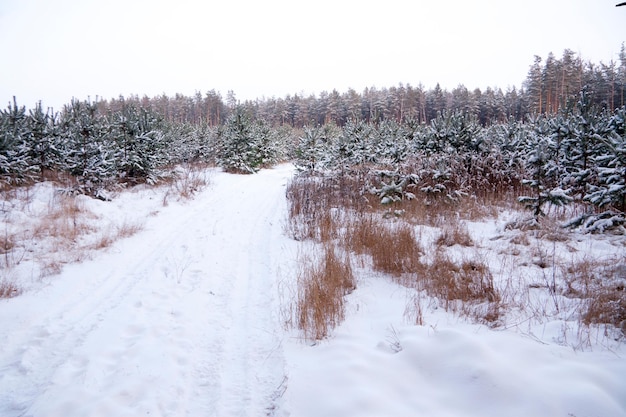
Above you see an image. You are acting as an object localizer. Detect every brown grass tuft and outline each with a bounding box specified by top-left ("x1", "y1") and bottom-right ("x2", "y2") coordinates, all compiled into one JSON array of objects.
[
  {"x1": 423, "y1": 251, "x2": 500, "y2": 319},
  {"x1": 582, "y1": 289, "x2": 626, "y2": 331},
  {"x1": 39, "y1": 259, "x2": 63, "y2": 278},
  {"x1": 296, "y1": 244, "x2": 355, "y2": 340},
  {"x1": 562, "y1": 258, "x2": 626, "y2": 333},
  {"x1": 89, "y1": 221, "x2": 144, "y2": 251},
  {"x1": 117, "y1": 221, "x2": 143, "y2": 238},
  {"x1": 509, "y1": 232, "x2": 530, "y2": 246},
  {"x1": 435, "y1": 221, "x2": 474, "y2": 247},
  {"x1": 285, "y1": 173, "x2": 373, "y2": 242},
  {"x1": 0, "y1": 280, "x2": 20, "y2": 298},
  {"x1": 343, "y1": 214, "x2": 423, "y2": 278},
  {"x1": 404, "y1": 292, "x2": 425, "y2": 325},
  {"x1": 369, "y1": 222, "x2": 423, "y2": 277},
  {"x1": 1, "y1": 233, "x2": 15, "y2": 255},
  {"x1": 343, "y1": 214, "x2": 379, "y2": 255},
  {"x1": 33, "y1": 194, "x2": 97, "y2": 244},
  {"x1": 163, "y1": 163, "x2": 210, "y2": 204}
]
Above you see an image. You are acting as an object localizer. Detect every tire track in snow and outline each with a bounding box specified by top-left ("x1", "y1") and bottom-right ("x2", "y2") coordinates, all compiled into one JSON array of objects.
[
  {"x1": 0, "y1": 165, "x2": 292, "y2": 417},
  {"x1": 0, "y1": 216, "x2": 200, "y2": 415},
  {"x1": 212, "y1": 168, "x2": 289, "y2": 416}
]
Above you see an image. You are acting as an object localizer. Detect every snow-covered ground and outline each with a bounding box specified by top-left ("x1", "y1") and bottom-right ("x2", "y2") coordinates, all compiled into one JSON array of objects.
[{"x1": 1, "y1": 164, "x2": 625, "y2": 417}]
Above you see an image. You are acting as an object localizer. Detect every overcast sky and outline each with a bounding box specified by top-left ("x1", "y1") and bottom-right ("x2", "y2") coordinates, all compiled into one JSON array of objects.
[{"x1": 0, "y1": 0, "x2": 625, "y2": 110}]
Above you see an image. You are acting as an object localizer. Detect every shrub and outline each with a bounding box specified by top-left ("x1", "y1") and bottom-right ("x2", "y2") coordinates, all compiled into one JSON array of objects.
[{"x1": 296, "y1": 244, "x2": 355, "y2": 340}]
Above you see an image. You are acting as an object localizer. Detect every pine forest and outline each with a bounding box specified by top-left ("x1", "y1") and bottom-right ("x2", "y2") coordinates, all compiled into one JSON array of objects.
[{"x1": 2, "y1": 48, "x2": 626, "y2": 233}]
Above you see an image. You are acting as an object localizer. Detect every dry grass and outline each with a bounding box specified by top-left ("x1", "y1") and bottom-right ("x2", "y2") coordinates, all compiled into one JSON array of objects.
[
  {"x1": 343, "y1": 214, "x2": 379, "y2": 255},
  {"x1": 404, "y1": 292, "x2": 425, "y2": 325},
  {"x1": 435, "y1": 221, "x2": 474, "y2": 247},
  {"x1": 286, "y1": 171, "x2": 506, "y2": 334},
  {"x1": 0, "y1": 278, "x2": 20, "y2": 298},
  {"x1": 1, "y1": 233, "x2": 15, "y2": 255},
  {"x1": 1, "y1": 231, "x2": 23, "y2": 274},
  {"x1": 583, "y1": 288, "x2": 626, "y2": 331},
  {"x1": 1, "y1": 163, "x2": 205, "y2": 295},
  {"x1": 33, "y1": 194, "x2": 97, "y2": 245},
  {"x1": 344, "y1": 214, "x2": 423, "y2": 278},
  {"x1": 285, "y1": 173, "x2": 374, "y2": 242},
  {"x1": 287, "y1": 168, "x2": 625, "y2": 339},
  {"x1": 561, "y1": 258, "x2": 626, "y2": 332},
  {"x1": 392, "y1": 193, "x2": 505, "y2": 226},
  {"x1": 296, "y1": 243, "x2": 355, "y2": 340},
  {"x1": 509, "y1": 232, "x2": 531, "y2": 246},
  {"x1": 369, "y1": 222, "x2": 423, "y2": 277},
  {"x1": 36, "y1": 195, "x2": 143, "y2": 253},
  {"x1": 2, "y1": 188, "x2": 147, "y2": 283},
  {"x1": 425, "y1": 251, "x2": 499, "y2": 304},
  {"x1": 89, "y1": 221, "x2": 144, "y2": 251},
  {"x1": 39, "y1": 259, "x2": 63, "y2": 278},
  {"x1": 117, "y1": 221, "x2": 143, "y2": 238},
  {"x1": 419, "y1": 251, "x2": 503, "y2": 325},
  {"x1": 162, "y1": 163, "x2": 210, "y2": 205}
]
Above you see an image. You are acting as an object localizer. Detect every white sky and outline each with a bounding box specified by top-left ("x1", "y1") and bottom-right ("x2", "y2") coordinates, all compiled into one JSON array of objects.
[{"x1": 0, "y1": 0, "x2": 625, "y2": 110}]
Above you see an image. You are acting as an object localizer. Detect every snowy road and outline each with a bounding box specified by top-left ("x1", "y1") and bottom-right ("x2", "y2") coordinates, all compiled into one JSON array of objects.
[{"x1": 0, "y1": 165, "x2": 293, "y2": 417}]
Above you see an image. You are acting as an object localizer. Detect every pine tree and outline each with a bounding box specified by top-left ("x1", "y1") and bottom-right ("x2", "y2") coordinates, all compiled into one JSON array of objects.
[
  {"x1": 0, "y1": 97, "x2": 35, "y2": 185},
  {"x1": 111, "y1": 103, "x2": 168, "y2": 184},
  {"x1": 334, "y1": 119, "x2": 374, "y2": 167},
  {"x1": 525, "y1": 55, "x2": 544, "y2": 114},
  {"x1": 216, "y1": 109, "x2": 277, "y2": 174},
  {"x1": 251, "y1": 119, "x2": 279, "y2": 169},
  {"x1": 585, "y1": 106, "x2": 626, "y2": 212},
  {"x1": 376, "y1": 119, "x2": 408, "y2": 164},
  {"x1": 519, "y1": 118, "x2": 572, "y2": 219},
  {"x1": 294, "y1": 125, "x2": 331, "y2": 172},
  {"x1": 560, "y1": 89, "x2": 605, "y2": 202},
  {"x1": 61, "y1": 99, "x2": 116, "y2": 196},
  {"x1": 25, "y1": 102, "x2": 62, "y2": 180}
]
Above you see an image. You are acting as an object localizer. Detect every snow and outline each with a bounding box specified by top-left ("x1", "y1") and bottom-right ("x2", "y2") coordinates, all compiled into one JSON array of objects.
[
  {"x1": 1, "y1": 164, "x2": 625, "y2": 417},
  {"x1": 287, "y1": 281, "x2": 626, "y2": 417}
]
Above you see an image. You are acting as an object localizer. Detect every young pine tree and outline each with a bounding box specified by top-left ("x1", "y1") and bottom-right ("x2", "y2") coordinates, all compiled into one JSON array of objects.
[
  {"x1": 585, "y1": 106, "x2": 626, "y2": 212},
  {"x1": 216, "y1": 109, "x2": 276, "y2": 174},
  {"x1": 25, "y1": 102, "x2": 62, "y2": 180},
  {"x1": 519, "y1": 121, "x2": 572, "y2": 219},
  {"x1": 0, "y1": 97, "x2": 36, "y2": 186}
]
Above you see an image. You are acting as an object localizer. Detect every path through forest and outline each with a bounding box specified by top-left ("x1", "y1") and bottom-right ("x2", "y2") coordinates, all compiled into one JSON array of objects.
[{"x1": 0, "y1": 165, "x2": 294, "y2": 417}]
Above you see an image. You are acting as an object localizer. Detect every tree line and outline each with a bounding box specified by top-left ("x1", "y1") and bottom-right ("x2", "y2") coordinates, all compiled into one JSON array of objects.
[
  {"x1": 86, "y1": 47, "x2": 626, "y2": 128},
  {"x1": 1, "y1": 49, "x2": 625, "y2": 232}
]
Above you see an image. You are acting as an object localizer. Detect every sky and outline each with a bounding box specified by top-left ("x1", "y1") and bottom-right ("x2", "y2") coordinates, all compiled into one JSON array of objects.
[{"x1": 0, "y1": 0, "x2": 625, "y2": 110}]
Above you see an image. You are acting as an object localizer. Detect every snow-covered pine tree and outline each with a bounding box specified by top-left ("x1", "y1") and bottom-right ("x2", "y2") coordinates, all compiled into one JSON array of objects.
[
  {"x1": 0, "y1": 97, "x2": 36, "y2": 186},
  {"x1": 376, "y1": 119, "x2": 408, "y2": 164},
  {"x1": 559, "y1": 89, "x2": 605, "y2": 202},
  {"x1": 216, "y1": 109, "x2": 273, "y2": 174},
  {"x1": 333, "y1": 119, "x2": 373, "y2": 167},
  {"x1": 111, "y1": 103, "x2": 168, "y2": 184},
  {"x1": 192, "y1": 123, "x2": 220, "y2": 164},
  {"x1": 519, "y1": 118, "x2": 573, "y2": 219},
  {"x1": 164, "y1": 122, "x2": 218, "y2": 166},
  {"x1": 60, "y1": 99, "x2": 116, "y2": 196},
  {"x1": 401, "y1": 115, "x2": 426, "y2": 156},
  {"x1": 370, "y1": 169, "x2": 419, "y2": 204},
  {"x1": 251, "y1": 119, "x2": 279, "y2": 169},
  {"x1": 584, "y1": 106, "x2": 626, "y2": 212},
  {"x1": 294, "y1": 125, "x2": 325, "y2": 172},
  {"x1": 425, "y1": 110, "x2": 482, "y2": 155},
  {"x1": 481, "y1": 118, "x2": 528, "y2": 194},
  {"x1": 25, "y1": 102, "x2": 62, "y2": 180}
]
